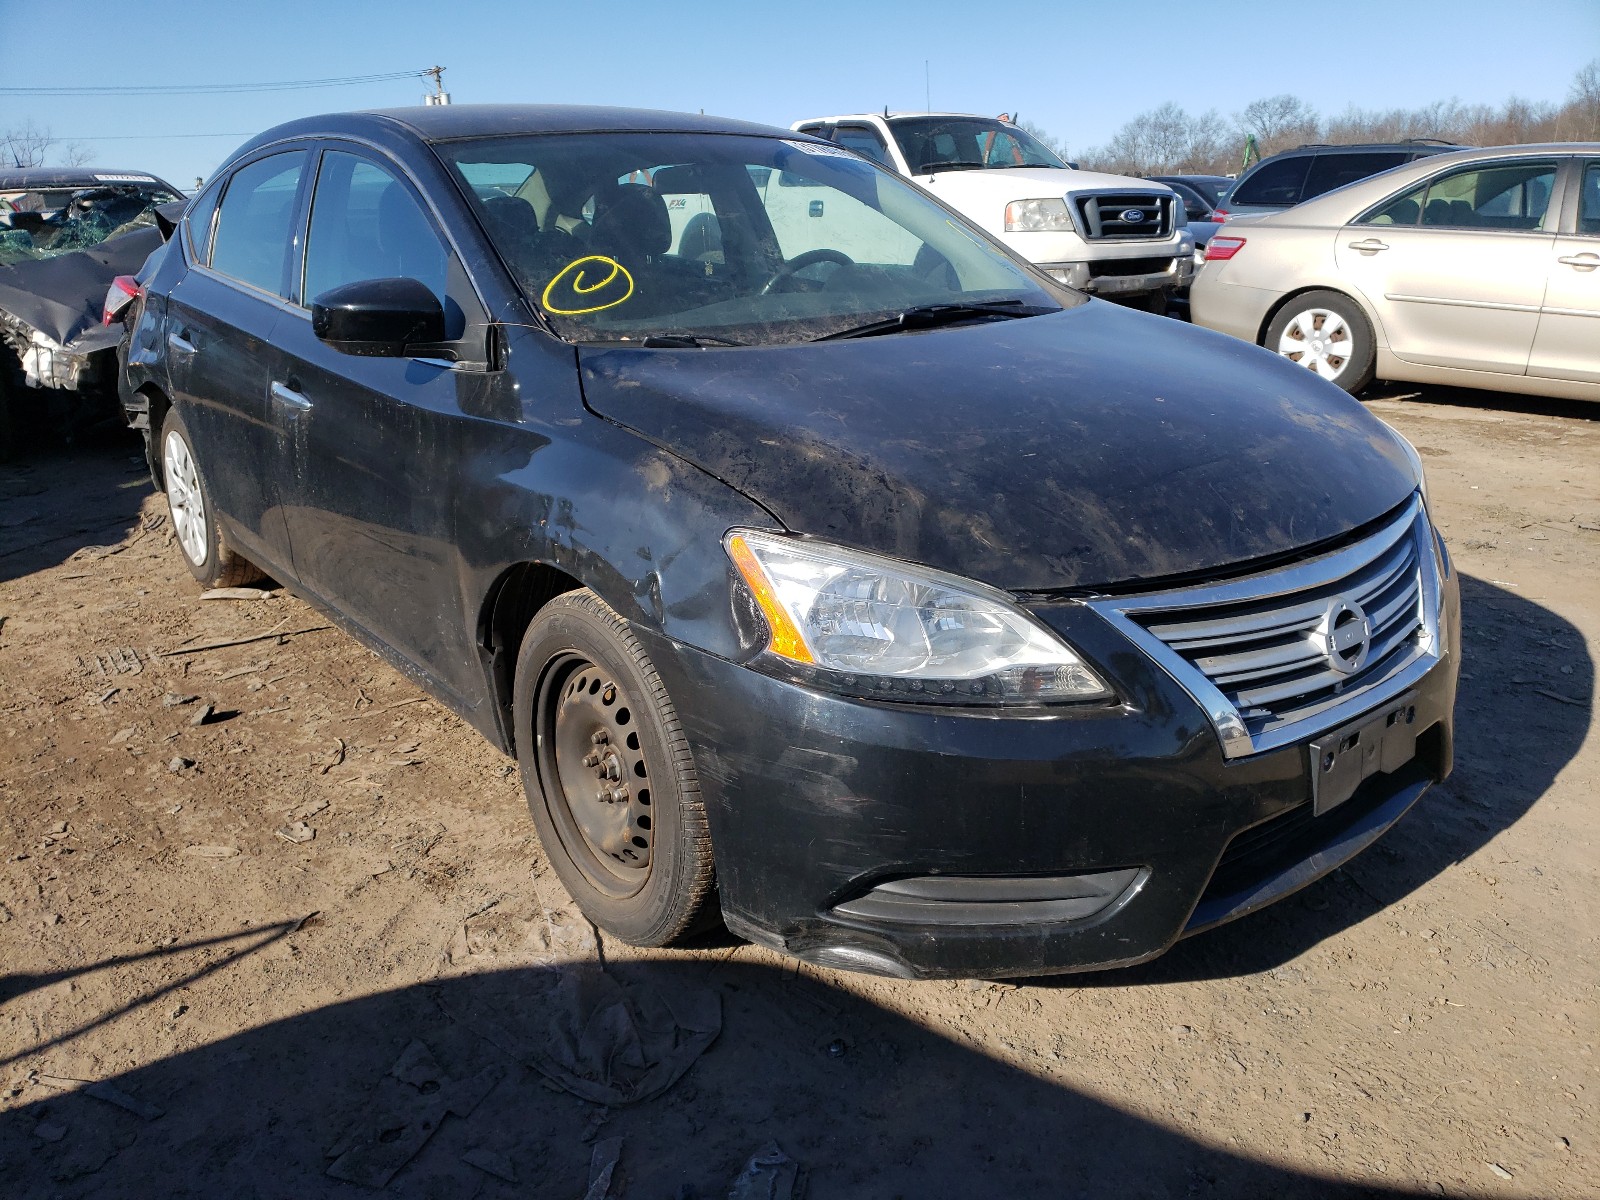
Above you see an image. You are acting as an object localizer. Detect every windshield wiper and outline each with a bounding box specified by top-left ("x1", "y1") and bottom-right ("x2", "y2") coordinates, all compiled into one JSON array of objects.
[
  {"x1": 638, "y1": 333, "x2": 747, "y2": 348},
  {"x1": 814, "y1": 300, "x2": 1047, "y2": 342}
]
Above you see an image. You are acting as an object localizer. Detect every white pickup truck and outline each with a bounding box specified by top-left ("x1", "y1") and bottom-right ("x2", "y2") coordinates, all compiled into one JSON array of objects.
[{"x1": 789, "y1": 112, "x2": 1193, "y2": 308}]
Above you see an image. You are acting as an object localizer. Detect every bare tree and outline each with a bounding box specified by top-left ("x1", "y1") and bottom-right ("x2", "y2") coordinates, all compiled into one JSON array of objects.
[
  {"x1": 1016, "y1": 119, "x2": 1070, "y2": 162},
  {"x1": 0, "y1": 121, "x2": 93, "y2": 170},
  {"x1": 1079, "y1": 104, "x2": 1233, "y2": 176},
  {"x1": 1564, "y1": 58, "x2": 1600, "y2": 140},
  {"x1": 1235, "y1": 95, "x2": 1321, "y2": 155}
]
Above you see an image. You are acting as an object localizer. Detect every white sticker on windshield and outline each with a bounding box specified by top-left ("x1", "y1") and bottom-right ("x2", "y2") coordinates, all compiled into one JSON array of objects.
[
  {"x1": 93, "y1": 173, "x2": 156, "y2": 183},
  {"x1": 780, "y1": 139, "x2": 861, "y2": 161}
]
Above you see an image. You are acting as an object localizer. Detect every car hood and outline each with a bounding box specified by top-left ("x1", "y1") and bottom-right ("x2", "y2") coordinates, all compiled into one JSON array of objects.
[
  {"x1": 577, "y1": 302, "x2": 1418, "y2": 592},
  {"x1": 916, "y1": 166, "x2": 1172, "y2": 197},
  {"x1": 0, "y1": 224, "x2": 163, "y2": 352}
]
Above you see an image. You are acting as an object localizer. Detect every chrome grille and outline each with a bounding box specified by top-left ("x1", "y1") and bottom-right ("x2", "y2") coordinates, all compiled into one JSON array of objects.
[
  {"x1": 1086, "y1": 499, "x2": 1442, "y2": 760},
  {"x1": 1071, "y1": 191, "x2": 1175, "y2": 240}
]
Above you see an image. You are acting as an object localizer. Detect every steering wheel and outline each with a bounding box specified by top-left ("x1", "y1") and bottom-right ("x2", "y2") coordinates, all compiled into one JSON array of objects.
[{"x1": 760, "y1": 248, "x2": 855, "y2": 295}]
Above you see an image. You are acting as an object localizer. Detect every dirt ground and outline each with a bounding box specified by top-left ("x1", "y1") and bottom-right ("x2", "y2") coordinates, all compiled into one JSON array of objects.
[{"x1": 0, "y1": 382, "x2": 1595, "y2": 1199}]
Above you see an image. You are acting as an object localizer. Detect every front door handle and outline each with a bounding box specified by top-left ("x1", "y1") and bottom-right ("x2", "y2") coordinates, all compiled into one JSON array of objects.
[
  {"x1": 1347, "y1": 238, "x2": 1389, "y2": 254},
  {"x1": 270, "y1": 381, "x2": 312, "y2": 411},
  {"x1": 167, "y1": 331, "x2": 197, "y2": 355},
  {"x1": 1557, "y1": 252, "x2": 1600, "y2": 270}
]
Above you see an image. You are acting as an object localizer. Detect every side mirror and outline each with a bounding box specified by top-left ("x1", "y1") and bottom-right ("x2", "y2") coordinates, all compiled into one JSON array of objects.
[
  {"x1": 311, "y1": 277, "x2": 445, "y2": 357},
  {"x1": 1186, "y1": 203, "x2": 1210, "y2": 221}
]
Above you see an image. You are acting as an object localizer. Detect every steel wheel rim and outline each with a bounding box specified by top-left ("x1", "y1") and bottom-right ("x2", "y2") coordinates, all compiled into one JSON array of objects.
[
  {"x1": 536, "y1": 653, "x2": 654, "y2": 898},
  {"x1": 1277, "y1": 307, "x2": 1352, "y2": 382},
  {"x1": 163, "y1": 430, "x2": 208, "y2": 565}
]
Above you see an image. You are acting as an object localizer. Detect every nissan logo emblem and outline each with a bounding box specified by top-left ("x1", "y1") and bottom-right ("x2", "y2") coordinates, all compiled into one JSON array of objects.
[
  {"x1": 1119, "y1": 208, "x2": 1147, "y2": 223},
  {"x1": 1315, "y1": 597, "x2": 1373, "y2": 675}
]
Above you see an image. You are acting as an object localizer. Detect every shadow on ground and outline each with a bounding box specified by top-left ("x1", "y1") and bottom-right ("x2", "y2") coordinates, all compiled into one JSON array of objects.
[
  {"x1": 1061, "y1": 573, "x2": 1592, "y2": 987},
  {"x1": 2, "y1": 951, "x2": 1435, "y2": 1200},
  {"x1": 1363, "y1": 380, "x2": 1600, "y2": 425},
  {"x1": 0, "y1": 428, "x2": 149, "y2": 585}
]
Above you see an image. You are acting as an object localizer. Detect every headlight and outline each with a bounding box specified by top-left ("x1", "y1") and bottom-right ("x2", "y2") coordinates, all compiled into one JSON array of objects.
[
  {"x1": 1004, "y1": 198, "x2": 1074, "y2": 233},
  {"x1": 1380, "y1": 420, "x2": 1430, "y2": 512},
  {"x1": 725, "y1": 530, "x2": 1111, "y2": 704}
]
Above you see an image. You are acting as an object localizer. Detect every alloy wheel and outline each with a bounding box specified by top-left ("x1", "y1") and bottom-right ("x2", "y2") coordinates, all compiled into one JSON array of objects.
[{"x1": 163, "y1": 430, "x2": 208, "y2": 565}]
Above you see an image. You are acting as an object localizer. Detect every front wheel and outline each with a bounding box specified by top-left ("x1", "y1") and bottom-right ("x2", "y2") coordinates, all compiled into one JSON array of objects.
[
  {"x1": 160, "y1": 409, "x2": 264, "y2": 588},
  {"x1": 513, "y1": 590, "x2": 716, "y2": 945},
  {"x1": 1264, "y1": 290, "x2": 1375, "y2": 393}
]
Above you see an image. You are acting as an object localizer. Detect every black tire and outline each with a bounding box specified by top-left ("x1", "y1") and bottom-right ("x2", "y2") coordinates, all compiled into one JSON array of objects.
[
  {"x1": 159, "y1": 408, "x2": 264, "y2": 588},
  {"x1": 1263, "y1": 290, "x2": 1375, "y2": 394},
  {"x1": 513, "y1": 589, "x2": 716, "y2": 945}
]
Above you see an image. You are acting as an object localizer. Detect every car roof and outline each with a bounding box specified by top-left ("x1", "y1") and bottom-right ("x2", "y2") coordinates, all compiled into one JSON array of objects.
[
  {"x1": 235, "y1": 104, "x2": 796, "y2": 152},
  {"x1": 0, "y1": 167, "x2": 178, "y2": 190},
  {"x1": 1259, "y1": 141, "x2": 1600, "y2": 223}
]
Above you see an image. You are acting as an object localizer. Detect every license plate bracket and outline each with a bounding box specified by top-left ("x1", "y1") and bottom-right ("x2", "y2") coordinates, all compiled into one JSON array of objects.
[{"x1": 1309, "y1": 692, "x2": 1420, "y2": 816}]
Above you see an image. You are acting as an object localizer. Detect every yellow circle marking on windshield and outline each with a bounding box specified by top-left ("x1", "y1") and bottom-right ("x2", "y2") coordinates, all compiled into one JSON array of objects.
[{"x1": 542, "y1": 255, "x2": 635, "y2": 315}]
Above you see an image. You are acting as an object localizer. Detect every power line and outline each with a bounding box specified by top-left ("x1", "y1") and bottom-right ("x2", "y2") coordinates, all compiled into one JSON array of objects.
[
  {"x1": 54, "y1": 133, "x2": 257, "y2": 141},
  {"x1": 0, "y1": 70, "x2": 431, "y2": 97}
]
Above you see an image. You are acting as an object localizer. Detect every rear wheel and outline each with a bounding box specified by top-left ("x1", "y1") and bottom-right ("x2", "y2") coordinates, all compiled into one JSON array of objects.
[
  {"x1": 1264, "y1": 290, "x2": 1375, "y2": 393},
  {"x1": 513, "y1": 590, "x2": 716, "y2": 945},
  {"x1": 160, "y1": 409, "x2": 263, "y2": 588}
]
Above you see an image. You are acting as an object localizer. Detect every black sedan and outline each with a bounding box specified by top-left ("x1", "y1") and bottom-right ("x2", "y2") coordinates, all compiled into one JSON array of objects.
[{"x1": 123, "y1": 106, "x2": 1460, "y2": 979}]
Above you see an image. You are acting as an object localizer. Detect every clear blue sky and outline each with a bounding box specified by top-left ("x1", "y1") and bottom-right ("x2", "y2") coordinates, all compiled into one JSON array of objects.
[{"x1": 3, "y1": 0, "x2": 1596, "y2": 189}]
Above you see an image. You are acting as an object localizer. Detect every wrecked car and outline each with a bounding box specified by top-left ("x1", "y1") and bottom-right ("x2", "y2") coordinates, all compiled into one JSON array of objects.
[
  {"x1": 125, "y1": 106, "x2": 1460, "y2": 980},
  {"x1": 0, "y1": 168, "x2": 182, "y2": 450}
]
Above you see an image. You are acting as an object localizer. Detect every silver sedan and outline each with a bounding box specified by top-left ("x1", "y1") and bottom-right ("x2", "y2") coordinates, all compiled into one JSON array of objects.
[{"x1": 1191, "y1": 143, "x2": 1600, "y2": 401}]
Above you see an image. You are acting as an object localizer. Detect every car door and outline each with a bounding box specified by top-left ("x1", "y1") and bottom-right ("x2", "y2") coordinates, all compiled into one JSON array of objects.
[
  {"x1": 1335, "y1": 157, "x2": 1559, "y2": 375},
  {"x1": 1528, "y1": 158, "x2": 1600, "y2": 385},
  {"x1": 164, "y1": 148, "x2": 310, "y2": 574},
  {"x1": 267, "y1": 146, "x2": 493, "y2": 703}
]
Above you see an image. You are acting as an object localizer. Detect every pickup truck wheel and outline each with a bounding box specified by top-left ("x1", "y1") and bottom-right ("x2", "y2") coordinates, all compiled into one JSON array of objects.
[
  {"x1": 1264, "y1": 291, "x2": 1375, "y2": 393},
  {"x1": 513, "y1": 590, "x2": 716, "y2": 946},
  {"x1": 160, "y1": 410, "x2": 264, "y2": 588}
]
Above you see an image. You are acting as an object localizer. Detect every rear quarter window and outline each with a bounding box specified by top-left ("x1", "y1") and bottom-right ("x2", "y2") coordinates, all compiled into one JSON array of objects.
[{"x1": 1230, "y1": 156, "x2": 1313, "y2": 207}]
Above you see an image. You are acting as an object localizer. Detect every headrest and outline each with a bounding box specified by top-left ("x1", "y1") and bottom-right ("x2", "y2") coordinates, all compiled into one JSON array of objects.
[{"x1": 591, "y1": 183, "x2": 671, "y2": 259}]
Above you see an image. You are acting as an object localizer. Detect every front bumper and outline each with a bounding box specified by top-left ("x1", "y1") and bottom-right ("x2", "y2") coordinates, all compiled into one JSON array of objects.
[
  {"x1": 640, "y1": 563, "x2": 1459, "y2": 980},
  {"x1": 1043, "y1": 253, "x2": 1194, "y2": 297}
]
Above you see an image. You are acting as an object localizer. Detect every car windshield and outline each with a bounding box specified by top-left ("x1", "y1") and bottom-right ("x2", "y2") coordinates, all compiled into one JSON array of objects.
[
  {"x1": 0, "y1": 184, "x2": 180, "y2": 263},
  {"x1": 437, "y1": 132, "x2": 1068, "y2": 346},
  {"x1": 885, "y1": 117, "x2": 1069, "y2": 174}
]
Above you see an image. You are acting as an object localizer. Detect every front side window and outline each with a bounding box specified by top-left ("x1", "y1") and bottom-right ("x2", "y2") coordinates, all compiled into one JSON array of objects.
[
  {"x1": 439, "y1": 132, "x2": 1067, "y2": 347},
  {"x1": 886, "y1": 118, "x2": 1067, "y2": 174},
  {"x1": 1229, "y1": 156, "x2": 1313, "y2": 207},
  {"x1": 1364, "y1": 160, "x2": 1557, "y2": 231},
  {"x1": 210, "y1": 151, "x2": 307, "y2": 296},
  {"x1": 303, "y1": 151, "x2": 449, "y2": 309}
]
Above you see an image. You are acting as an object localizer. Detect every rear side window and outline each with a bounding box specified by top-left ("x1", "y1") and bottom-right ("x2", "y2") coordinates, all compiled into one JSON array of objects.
[
  {"x1": 833, "y1": 127, "x2": 892, "y2": 168},
  {"x1": 210, "y1": 151, "x2": 307, "y2": 296},
  {"x1": 303, "y1": 151, "x2": 448, "y2": 309},
  {"x1": 1303, "y1": 152, "x2": 1408, "y2": 201},
  {"x1": 1229, "y1": 156, "x2": 1312, "y2": 207}
]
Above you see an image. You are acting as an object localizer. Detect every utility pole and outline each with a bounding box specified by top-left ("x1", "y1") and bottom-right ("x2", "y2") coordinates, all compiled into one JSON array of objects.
[{"x1": 424, "y1": 66, "x2": 450, "y2": 106}]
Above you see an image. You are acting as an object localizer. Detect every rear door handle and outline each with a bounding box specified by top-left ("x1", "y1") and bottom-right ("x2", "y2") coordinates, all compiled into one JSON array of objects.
[
  {"x1": 1347, "y1": 238, "x2": 1389, "y2": 254},
  {"x1": 1557, "y1": 253, "x2": 1600, "y2": 270},
  {"x1": 270, "y1": 381, "x2": 312, "y2": 411},
  {"x1": 167, "y1": 331, "x2": 197, "y2": 355}
]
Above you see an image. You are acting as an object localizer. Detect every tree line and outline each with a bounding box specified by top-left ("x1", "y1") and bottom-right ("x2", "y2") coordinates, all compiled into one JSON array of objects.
[{"x1": 1040, "y1": 59, "x2": 1600, "y2": 177}]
